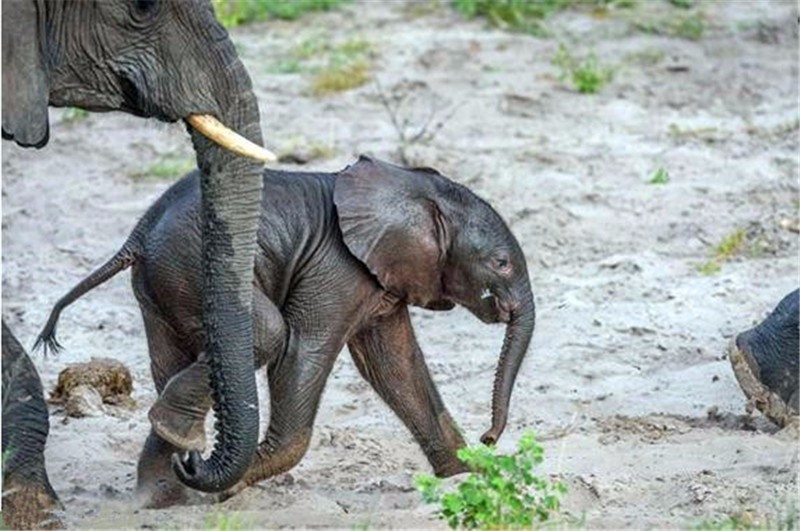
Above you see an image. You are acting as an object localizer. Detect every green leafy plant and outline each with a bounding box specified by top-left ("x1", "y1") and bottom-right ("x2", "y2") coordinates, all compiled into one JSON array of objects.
[
  {"x1": 204, "y1": 511, "x2": 250, "y2": 531},
  {"x1": 633, "y1": 12, "x2": 705, "y2": 40},
  {"x1": 649, "y1": 167, "x2": 670, "y2": 184},
  {"x1": 212, "y1": 0, "x2": 349, "y2": 28},
  {"x1": 552, "y1": 44, "x2": 613, "y2": 94},
  {"x1": 692, "y1": 504, "x2": 799, "y2": 530},
  {"x1": 61, "y1": 107, "x2": 90, "y2": 124},
  {"x1": 695, "y1": 228, "x2": 747, "y2": 276},
  {"x1": 452, "y1": 0, "x2": 636, "y2": 35},
  {"x1": 267, "y1": 35, "x2": 374, "y2": 93},
  {"x1": 416, "y1": 432, "x2": 567, "y2": 529},
  {"x1": 131, "y1": 155, "x2": 195, "y2": 181}
]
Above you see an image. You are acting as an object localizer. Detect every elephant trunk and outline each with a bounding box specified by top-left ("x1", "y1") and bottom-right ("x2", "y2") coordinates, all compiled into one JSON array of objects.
[
  {"x1": 171, "y1": 63, "x2": 264, "y2": 492},
  {"x1": 480, "y1": 288, "x2": 535, "y2": 446}
]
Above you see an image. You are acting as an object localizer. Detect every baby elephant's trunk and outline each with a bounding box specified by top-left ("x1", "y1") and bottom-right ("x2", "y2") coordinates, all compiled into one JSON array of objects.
[{"x1": 481, "y1": 288, "x2": 535, "y2": 446}]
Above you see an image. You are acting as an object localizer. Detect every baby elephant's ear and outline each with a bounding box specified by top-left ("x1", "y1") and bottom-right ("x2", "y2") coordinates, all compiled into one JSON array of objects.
[
  {"x1": 2, "y1": 0, "x2": 50, "y2": 148},
  {"x1": 334, "y1": 155, "x2": 450, "y2": 307}
]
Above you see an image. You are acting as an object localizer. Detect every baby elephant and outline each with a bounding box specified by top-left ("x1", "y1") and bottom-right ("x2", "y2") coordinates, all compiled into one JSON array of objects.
[{"x1": 38, "y1": 156, "x2": 536, "y2": 507}]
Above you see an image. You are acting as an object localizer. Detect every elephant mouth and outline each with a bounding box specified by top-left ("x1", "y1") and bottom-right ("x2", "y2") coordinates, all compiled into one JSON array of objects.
[
  {"x1": 495, "y1": 297, "x2": 518, "y2": 324},
  {"x1": 184, "y1": 115, "x2": 277, "y2": 163}
]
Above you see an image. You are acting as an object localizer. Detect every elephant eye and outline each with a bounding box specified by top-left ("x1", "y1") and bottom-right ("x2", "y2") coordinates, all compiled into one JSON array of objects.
[
  {"x1": 492, "y1": 255, "x2": 511, "y2": 273},
  {"x1": 133, "y1": 0, "x2": 159, "y2": 17}
]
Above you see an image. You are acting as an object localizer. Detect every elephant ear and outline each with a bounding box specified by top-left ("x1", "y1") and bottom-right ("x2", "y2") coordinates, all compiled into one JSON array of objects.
[
  {"x1": 334, "y1": 155, "x2": 454, "y2": 309},
  {"x1": 2, "y1": 0, "x2": 50, "y2": 148}
]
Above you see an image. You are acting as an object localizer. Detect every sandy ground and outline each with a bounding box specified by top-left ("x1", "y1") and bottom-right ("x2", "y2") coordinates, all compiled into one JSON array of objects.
[{"x1": 2, "y1": 1, "x2": 798, "y2": 528}]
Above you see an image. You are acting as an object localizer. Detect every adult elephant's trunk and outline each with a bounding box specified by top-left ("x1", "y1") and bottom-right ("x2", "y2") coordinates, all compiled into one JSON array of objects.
[
  {"x1": 171, "y1": 64, "x2": 265, "y2": 492},
  {"x1": 480, "y1": 288, "x2": 535, "y2": 446}
]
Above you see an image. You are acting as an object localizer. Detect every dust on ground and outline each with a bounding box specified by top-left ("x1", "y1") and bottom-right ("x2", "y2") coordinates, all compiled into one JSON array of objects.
[{"x1": 2, "y1": 1, "x2": 798, "y2": 528}]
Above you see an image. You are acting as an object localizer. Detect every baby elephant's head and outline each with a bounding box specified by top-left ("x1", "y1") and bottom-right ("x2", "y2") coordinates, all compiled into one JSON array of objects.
[{"x1": 334, "y1": 155, "x2": 534, "y2": 446}]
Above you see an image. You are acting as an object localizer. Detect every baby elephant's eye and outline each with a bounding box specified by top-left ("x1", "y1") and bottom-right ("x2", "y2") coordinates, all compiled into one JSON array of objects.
[{"x1": 492, "y1": 256, "x2": 511, "y2": 272}]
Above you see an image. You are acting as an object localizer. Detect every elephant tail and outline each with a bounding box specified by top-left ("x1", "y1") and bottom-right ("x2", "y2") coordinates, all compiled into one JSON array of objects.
[
  {"x1": 34, "y1": 245, "x2": 138, "y2": 356},
  {"x1": 33, "y1": 173, "x2": 200, "y2": 356}
]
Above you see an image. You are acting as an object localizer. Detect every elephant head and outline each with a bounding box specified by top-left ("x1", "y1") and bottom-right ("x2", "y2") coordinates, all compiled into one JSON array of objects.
[
  {"x1": 334, "y1": 156, "x2": 535, "y2": 446},
  {"x1": 2, "y1": 0, "x2": 276, "y2": 492}
]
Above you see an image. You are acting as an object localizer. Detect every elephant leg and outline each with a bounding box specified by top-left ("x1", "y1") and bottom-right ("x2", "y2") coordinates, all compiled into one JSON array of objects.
[
  {"x1": 222, "y1": 327, "x2": 337, "y2": 499},
  {"x1": 136, "y1": 309, "x2": 197, "y2": 509},
  {"x1": 149, "y1": 361, "x2": 212, "y2": 451},
  {"x1": 136, "y1": 430, "x2": 190, "y2": 509},
  {"x1": 2, "y1": 322, "x2": 64, "y2": 529},
  {"x1": 149, "y1": 289, "x2": 287, "y2": 450},
  {"x1": 347, "y1": 307, "x2": 468, "y2": 477}
]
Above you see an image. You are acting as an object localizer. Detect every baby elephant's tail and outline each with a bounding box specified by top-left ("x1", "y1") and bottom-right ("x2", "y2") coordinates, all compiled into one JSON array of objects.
[{"x1": 34, "y1": 247, "x2": 137, "y2": 355}]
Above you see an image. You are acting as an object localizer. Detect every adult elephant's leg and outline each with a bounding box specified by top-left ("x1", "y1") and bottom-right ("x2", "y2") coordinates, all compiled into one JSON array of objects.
[
  {"x1": 348, "y1": 307, "x2": 468, "y2": 477},
  {"x1": 1, "y1": 321, "x2": 63, "y2": 530}
]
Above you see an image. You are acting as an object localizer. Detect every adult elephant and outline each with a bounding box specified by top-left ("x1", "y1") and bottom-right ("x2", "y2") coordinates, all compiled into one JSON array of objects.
[{"x1": 2, "y1": 0, "x2": 276, "y2": 493}]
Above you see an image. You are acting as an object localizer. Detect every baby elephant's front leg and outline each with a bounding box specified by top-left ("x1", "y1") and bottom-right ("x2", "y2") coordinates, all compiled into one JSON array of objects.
[{"x1": 348, "y1": 307, "x2": 468, "y2": 477}]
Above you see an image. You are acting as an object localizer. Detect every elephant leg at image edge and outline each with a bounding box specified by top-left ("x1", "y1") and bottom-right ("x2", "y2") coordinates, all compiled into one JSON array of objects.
[
  {"x1": 2, "y1": 321, "x2": 64, "y2": 529},
  {"x1": 729, "y1": 289, "x2": 799, "y2": 427},
  {"x1": 348, "y1": 307, "x2": 468, "y2": 477}
]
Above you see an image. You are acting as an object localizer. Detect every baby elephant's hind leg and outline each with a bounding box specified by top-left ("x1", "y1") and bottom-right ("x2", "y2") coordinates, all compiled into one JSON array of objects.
[
  {"x1": 149, "y1": 361, "x2": 213, "y2": 451},
  {"x1": 136, "y1": 309, "x2": 206, "y2": 509}
]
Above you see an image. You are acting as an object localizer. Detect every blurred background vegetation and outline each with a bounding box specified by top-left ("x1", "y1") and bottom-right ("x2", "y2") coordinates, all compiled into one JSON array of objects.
[{"x1": 211, "y1": 0, "x2": 350, "y2": 27}]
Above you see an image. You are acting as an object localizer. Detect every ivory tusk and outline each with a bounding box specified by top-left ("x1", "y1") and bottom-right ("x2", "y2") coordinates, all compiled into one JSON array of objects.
[{"x1": 186, "y1": 114, "x2": 277, "y2": 163}]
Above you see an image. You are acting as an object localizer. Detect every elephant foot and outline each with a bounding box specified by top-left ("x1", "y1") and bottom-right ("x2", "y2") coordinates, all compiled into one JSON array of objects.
[
  {"x1": 216, "y1": 479, "x2": 248, "y2": 503},
  {"x1": 1, "y1": 477, "x2": 64, "y2": 530},
  {"x1": 136, "y1": 478, "x2": 190, "y2": 510},
  {"x1": 429, "y1": 446, "x2": 469, "y2": 478},
  {"x1": 148, "y1": 400, "x2": 207, "y2": 451},
  {"x1": 729, "y1": 290, "x2": 799, "y2": 427},
  {"x1": 433, "y1": 459, "x2": 470, "y2": 478}
]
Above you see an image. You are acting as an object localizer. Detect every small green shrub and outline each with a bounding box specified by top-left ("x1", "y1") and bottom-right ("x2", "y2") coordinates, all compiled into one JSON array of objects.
[
  {"x1": 633, "y1": 12, "x2": 705, "y2": 40},
  {"x1": 416, "y1": 432, "x2": 567, "y2": 529},
  {"x1": 649, "y1": 167, "x2": 670, "y2": 184},
  {"x1": 452, "y1": 0, "x2": 558, "y2": 35},
  {"x1": 695, "y1": 228, "x2": 747, "y2": 276},
  {"x1": 552, "y1": 44, "x2": 613, "y2": 94},
  {"x1": 452, "y1": 0, "x2": 636, "y2": 35},
  {"x1": 672, "y1": 14, "x2": 705, "y2": 39},
  {"x1": 61, "y1": 107, "x2": 90, "y2": 124},
  {"x1": 692, "y1": 504, "x2": 799, "y2": 530},
  {"x1": 287, "y1": 37, "x2": 373, "y2": 95},
  {"x1": 312, "y1": 60, "x2": 370, "y2": 95},
  {"x1": 131, "y1": 155, "x2": 195, "y2": 181},
  {"x1": 212, "y1": 0, "x2": 349, "y2": 28},
  {"x1": 204, "y1": 512, "x2": 249, "y2": 531}
]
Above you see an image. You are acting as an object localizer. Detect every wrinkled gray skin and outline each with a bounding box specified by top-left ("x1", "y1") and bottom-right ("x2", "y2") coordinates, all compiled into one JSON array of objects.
[
  {"x1": 3, "y1": 0, "x2": 265, "y2": 494},
  {"x1": 730, "y1": 289, "x2": 799, "y2": 427},
  {"x1": 38, "y1": 156, "x2": 536, "y2": 505},
  {"x1": 2, "y1": 321, "x2": 64, "y2": 529}
]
